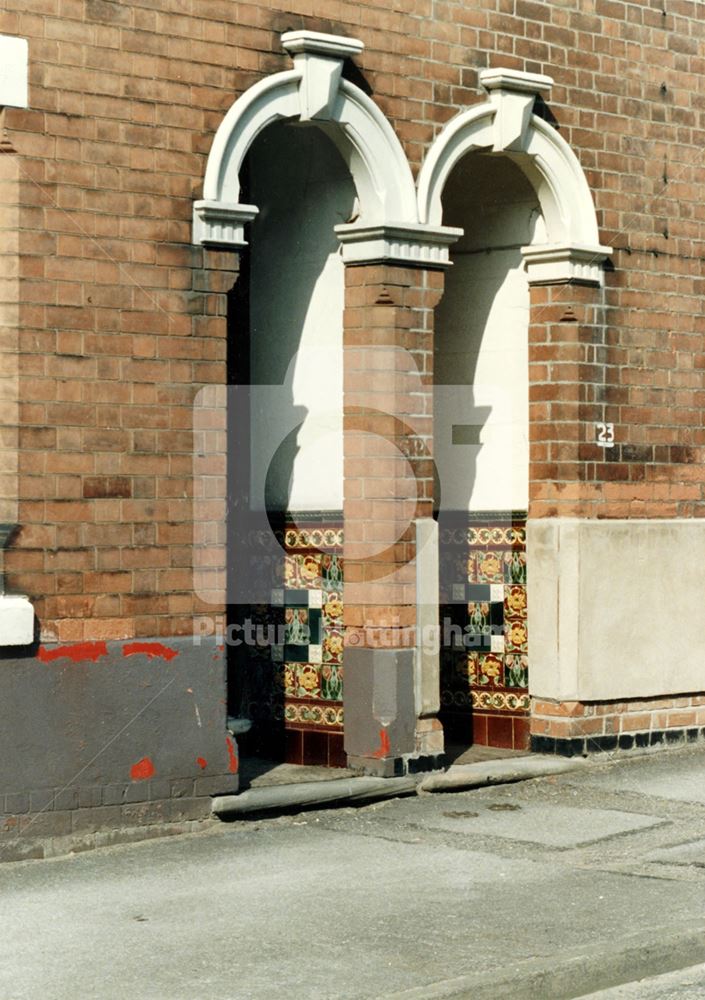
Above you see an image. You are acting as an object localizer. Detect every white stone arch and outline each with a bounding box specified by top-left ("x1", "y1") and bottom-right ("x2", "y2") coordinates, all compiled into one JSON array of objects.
[
  {"x1": 193, "y1": 31, "x2": 426, "y2": 251},
  {"x1": 194, "y1": 30, "x2": 459, "y2": 265},
  {"x1": 417, "y1": 69, "x2": 611, "y2": 283}
]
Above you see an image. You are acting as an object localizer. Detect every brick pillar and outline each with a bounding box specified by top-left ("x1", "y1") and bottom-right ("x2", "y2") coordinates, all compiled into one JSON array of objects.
[
  {"x1": 527, "y1": 278, "x2": 610, "y2": 748},
  {"x1": 341, "y1": 263, "x2": 445, "y2": 775},
  {"x1": 528, "y1": 281, "x2": 609, "y2": 518}
]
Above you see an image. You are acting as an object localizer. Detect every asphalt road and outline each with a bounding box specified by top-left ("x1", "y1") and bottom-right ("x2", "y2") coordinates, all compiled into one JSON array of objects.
[{"x1": 2, "y1": 746, "x2": 705, "y2": 999}]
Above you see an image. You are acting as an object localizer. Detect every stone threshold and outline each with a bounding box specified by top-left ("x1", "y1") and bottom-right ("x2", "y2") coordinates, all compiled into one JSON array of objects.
[{"x1": 212, "y1": 754, "x2": 586, "y2": 817}]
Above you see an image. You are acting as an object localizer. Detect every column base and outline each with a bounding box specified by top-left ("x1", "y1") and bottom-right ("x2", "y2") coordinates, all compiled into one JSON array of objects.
[{"x1": 347, "y1": 752, "x2": 447, "y2": 777}]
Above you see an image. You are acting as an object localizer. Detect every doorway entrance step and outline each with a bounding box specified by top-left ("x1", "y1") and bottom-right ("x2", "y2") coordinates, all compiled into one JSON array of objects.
[{"x1": 211, "y1": 754, "x2": 586, "y2": 817}]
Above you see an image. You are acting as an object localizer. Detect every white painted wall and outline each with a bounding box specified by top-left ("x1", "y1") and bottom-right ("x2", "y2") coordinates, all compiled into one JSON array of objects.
[
  {"x1": 0, "y1": 36, "x2": 28, "y2": 109},
  {"x1": 435, "y1": 154, "x2": 543, "y2": 513},
  {"x1": 248, "y1": 122, "x2": 355, "y2": 512}
]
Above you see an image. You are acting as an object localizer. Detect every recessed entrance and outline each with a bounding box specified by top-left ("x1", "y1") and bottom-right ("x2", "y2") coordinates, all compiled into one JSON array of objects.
[
  {"x1": 435, "y1": 152, "x2": 542, "y2": 752},
  {"x1": 227, "y1": 121, "x2": 355, "y2": 769}
]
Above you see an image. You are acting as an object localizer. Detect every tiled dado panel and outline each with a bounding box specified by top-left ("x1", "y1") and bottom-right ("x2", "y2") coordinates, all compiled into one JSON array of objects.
[
  {"x1": 439, "y1": 512, "x2": 530, "y2": 751},
  {"x1": 240, "y1": 517, "x2": 346, "y2": 768}
]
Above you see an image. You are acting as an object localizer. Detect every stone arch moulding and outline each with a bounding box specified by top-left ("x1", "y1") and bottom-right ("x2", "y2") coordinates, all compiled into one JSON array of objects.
[
  {"x1": 193, "y1": 30, "x2": 461, "y2": 266},
  {"x1": 417, "y1": 68, "x2": 612, "y2": 284}
]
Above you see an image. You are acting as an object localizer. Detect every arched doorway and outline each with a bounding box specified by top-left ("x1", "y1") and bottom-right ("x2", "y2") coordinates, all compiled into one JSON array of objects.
[
  {"x1": 229, "y1": 121, "x2": 355, "y2": 767},
  {"x1": 435, "y1": 152, "x2": 542, "y2": 753}
]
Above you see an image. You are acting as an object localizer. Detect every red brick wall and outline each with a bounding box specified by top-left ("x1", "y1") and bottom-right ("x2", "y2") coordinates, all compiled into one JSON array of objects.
[{"x1": 1, "y1": 0, "x2": 704, "y2": 639}]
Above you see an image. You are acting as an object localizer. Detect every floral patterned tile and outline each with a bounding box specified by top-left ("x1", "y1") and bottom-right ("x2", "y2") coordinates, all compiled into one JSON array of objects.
[
  {"x1": 475, "y1": 652, "x2": 504, "y2": 686},
  {"x1": 322, "y1": 591, "x2": 343, "y2": 626},
  {"x1": 321, "y1": 662, "x2": 343, "y2": 701},
  {"x1": 504, "y1": 654, "x2": 528, "y2": 688},
  {"x1": 294, "y1": 663, "x2": 321, "y2": 699},
  {"x1": 321, "y1": 553, "x2": 344, "y2": 591},
  {"x1": 300, "y1": 553, "x2": 323, "y2": 587},
  {"x1": 475, "y1": 550, "x2": 504, "y2": 583},
  {"x1": 505, "y1": 617, "x2": 528, "y2": 653},
  {"x1": 504, "y1": 585, "x2": 527, "y2": 618},
  {"x1": 323, "y1": 628, "x2": 344, "y2": 664},
  {"x1": 283, "y1": 665, "x2": 296, "y2": 698},
  {"x1": 504, "y1": 550, "x2": 526, "y2": 584}
]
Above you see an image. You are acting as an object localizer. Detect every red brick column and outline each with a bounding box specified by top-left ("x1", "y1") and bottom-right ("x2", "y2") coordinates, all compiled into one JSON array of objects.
[
  {"x1": 528, "y1": 281, "x2": 609, "y2": 519},
  {"x1": 342, "y1": 263, "x2": 445, "y2": 772}
]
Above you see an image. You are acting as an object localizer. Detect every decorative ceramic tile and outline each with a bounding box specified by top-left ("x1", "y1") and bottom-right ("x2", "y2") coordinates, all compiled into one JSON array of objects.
[
  {"x1": 295, "y1": 663, "x2": 321, "y2": 699},
  {"x1": 476, "y1": 549, "x2": 504, "y2": 583},
  {"x1": 284, "y1": 555, "x2": 299, "y2": 588},
  {"x1": 322, "y1": 591, "x2": 343, "y2": 625},
  {"x1": 504, "y1": 654, "x2": 528, "y2": 688},
  {"x1": 476, "y1": 653, "x2": 504, "y2": 686},
  {"x1": 505, "y1": 617, "x2": 528, "y2": 653},
  {"x1": 472, "y1": 689, "x2": 530, "y2": 713},
  {"x1": 323, "y1": 628, "x2": 344, "y2": 664},
  {"x1": 268, "y1": 520, "x2": 346, "y2": 737},
  {"x1": 321, "y1": 662, "x2": 343, "y2": 701},
  {"x1": 505, "y1": 585, "x2": 527, "y2": 618},
  {"x1": 322, "y1": 553, "x2": 344, "y2": 590},
  {"x1": 439, "y1": 513, "x2": 530, "y2": 743},
  {"x1": 466, "y1": 600, "x2": 504, "y2": 653},
  {"x1": 284, "y1": 700, "x2": 344, "y2": 727},
  {"x1": 285, "y1": 527, "x2": 344, "y2": 551},
  {"x1": 504, "y1": 550, "x2": 527, "y2": 584}
]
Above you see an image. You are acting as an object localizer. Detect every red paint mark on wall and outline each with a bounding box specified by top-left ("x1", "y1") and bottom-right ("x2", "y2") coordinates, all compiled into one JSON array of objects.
[
  {"x1": 130, "y1": 757, "x2": 155, "y2": 781},
  {"x1": 122, "y1": 642, "x2": 179, "y2": 661},
  {"x1": 373, "y1": 728, "x2": 391, "y2": 758},
  {"x1": 196, "y1": 757, "x2": 207, "y2": 770},
  {"x1": 38, "y1": 642, "x2": 108, "y2": 664},
  {"x1": 225, "y1": 737, "x2": 238, "y2": 774}
]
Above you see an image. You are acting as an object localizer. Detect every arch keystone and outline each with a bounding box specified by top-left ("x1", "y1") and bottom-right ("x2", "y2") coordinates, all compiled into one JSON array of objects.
[
  {"x1": 281, "y1": 30, "x2": 363, "y2": 121},
  {"x1": 479, "y1": 68, "x2": 553, "y2": 152}
]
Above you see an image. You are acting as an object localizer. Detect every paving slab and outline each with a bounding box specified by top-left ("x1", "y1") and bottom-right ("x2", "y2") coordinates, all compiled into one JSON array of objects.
[
  {"x1": 576, "y1": 751, "x2": 705, "y2": 804},
  {"x1": 417, "y1": 802, "x2": 664, "y2": 848}
]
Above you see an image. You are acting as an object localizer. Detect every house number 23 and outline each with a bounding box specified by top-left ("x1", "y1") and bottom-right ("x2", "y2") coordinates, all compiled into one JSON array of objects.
[{"x1": 595, "y1": 422, "x2": 615, "y2": 448}]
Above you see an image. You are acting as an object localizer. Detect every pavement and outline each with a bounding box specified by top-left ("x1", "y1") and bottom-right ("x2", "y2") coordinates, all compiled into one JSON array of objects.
[{"x1": 2, "y1": 745, "x2": 705, "y2": 999}]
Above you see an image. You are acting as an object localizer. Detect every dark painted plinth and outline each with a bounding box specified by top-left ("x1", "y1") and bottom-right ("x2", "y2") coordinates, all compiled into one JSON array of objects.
[
  {"x1": 531, "y1": 726, "x2": 705, "y2": 757},
  {"x1": 0, "y1": 636, "x2": 238, "y2": 835}
]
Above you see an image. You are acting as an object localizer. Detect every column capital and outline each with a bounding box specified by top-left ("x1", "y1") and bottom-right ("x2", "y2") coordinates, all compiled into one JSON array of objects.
[
  {"x1": 336, "y1": 222, "x2": 462, "y2": 268},
  {"x1": 521, "y1": 242, "x2": 613, "y2": 286},
  {"x1": 192, "y1": 200, "x2": 259, "y2": 250}
]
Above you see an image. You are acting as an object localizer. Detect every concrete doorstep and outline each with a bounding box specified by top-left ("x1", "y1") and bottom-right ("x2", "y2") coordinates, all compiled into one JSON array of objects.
[{"x1": 211, "y1": 754, "x2": 587, "y2": 816}]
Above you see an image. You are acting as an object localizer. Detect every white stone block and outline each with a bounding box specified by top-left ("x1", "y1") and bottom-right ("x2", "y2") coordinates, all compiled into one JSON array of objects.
[
  {"x1": 0, "y1": 595, "x2": 33, "y2": 646},
  {"x1": 0, "y1": 36, "x2": 28, "y2": 109}
]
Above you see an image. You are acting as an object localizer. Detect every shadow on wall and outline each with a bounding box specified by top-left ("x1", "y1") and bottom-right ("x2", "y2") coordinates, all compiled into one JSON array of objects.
[{"x1": 434, "y1": 151, "x2": 542, "y2": 518}]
